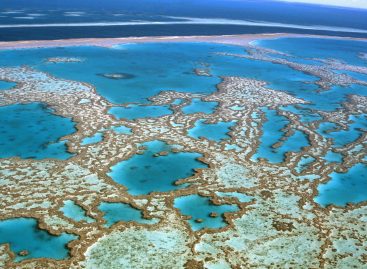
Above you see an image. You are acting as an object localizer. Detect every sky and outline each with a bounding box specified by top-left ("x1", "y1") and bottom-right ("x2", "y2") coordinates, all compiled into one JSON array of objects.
[{"x1": 276, "y1": 0, "x2": 367, "y2": 9}]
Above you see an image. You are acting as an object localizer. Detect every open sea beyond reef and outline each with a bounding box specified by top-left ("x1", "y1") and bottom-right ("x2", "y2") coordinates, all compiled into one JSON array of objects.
[{"x1": 1, "y1": 0, "x2": 367, "y2": 40}]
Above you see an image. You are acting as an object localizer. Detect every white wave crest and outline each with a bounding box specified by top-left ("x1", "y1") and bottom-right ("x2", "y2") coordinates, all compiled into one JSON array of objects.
[{"x1": 0, "y1": 16, "x2": 366, "y2": 34}]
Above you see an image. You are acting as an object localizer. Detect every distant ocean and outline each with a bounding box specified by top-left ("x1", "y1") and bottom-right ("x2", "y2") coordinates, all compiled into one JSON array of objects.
[{"x1": 0, "y1": 0, "x2": 367, "y2": 41}]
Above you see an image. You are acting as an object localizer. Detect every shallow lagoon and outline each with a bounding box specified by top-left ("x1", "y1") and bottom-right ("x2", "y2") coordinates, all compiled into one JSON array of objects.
[
  {"x1": 188, "y1": 119, "x2": 236, "y2": 142},
  {"x1": 60, "y1": 200, "x2": 95, "y2": 223},
  {"x1": 318, "y1": 115, "x2": 367, "y2": 147},
  {"x1": 98, "y1": 202, "x2": 157, "y2": 227},
  {"x1": 315, "y1": 164, "x2": 367, "y2": 207},
  {"x1": 252, "y1": 108, "x2": 309, "y2": 163},
  {"x1": 81, "y1": 132, "x2": 104, "y2": 146},
  {"x1": 0, "y1": 80, "x2": 15, "y2": 90},
  {"x1": 174, "y1": 194, "x2": 239, "y2": 231},
  {"x1": 108, "y1": 140, "x2": 208, "y2": 195},
  {"x1": 0, "y1": 102, "x2": 76, "y2": 159},
  {"x1": 109, "y1": 104, "x2": 173, "y2": 120},
  {"x1": 181, "y1": 98, "x2": 218, "y2": 115},
  {"x1": 0, "y1": 218, "x2": 77, "y2": 262},
  {"x1": 0, "y1": 42, "x2": 320, "y2": 106},
  {"x1": 0, "y1": 40, "x2": 366, "y2": 112}
]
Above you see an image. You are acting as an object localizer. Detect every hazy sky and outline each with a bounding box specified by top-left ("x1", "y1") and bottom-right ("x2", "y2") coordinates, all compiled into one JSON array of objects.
[{"x1": 276, "y1": 0, "x2": 367, "y2": 9}]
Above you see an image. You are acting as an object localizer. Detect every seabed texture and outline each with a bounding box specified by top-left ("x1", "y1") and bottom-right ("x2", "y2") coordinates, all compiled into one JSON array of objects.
[{"x1": 0, "y1": 34, "x2": 366, "y2": 269}]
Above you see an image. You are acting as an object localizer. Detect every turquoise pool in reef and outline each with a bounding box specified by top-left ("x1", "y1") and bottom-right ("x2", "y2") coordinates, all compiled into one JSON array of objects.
[
  {"x1": 318, "y1": 115, "x2": 367, "y2": 147},
  {"x1": 98, "y1": 202, "x2": 158, "y2": 227},
  {"x1": 0, "y1": 102, "x2": 76, "y2": 159},
  {"x1": 181, "y1": 98, "x2": 218, "y2": 114},
  {"x1": 107, "y1": 140, "x2": 208, "y2": 195},
  {"x1": 295, "y1": 156, "x2": 315, "y2": 173},
  {"x1": 0, "y1": 218, "x2": 77, "y2": 262},
  {"x1": 323, "y1": 151, "x2": 343, "y2": 164},
  {"x1": 60, "y1": 200, "x2": 95, "y2": 223},
  {"x1": 314, "y1": 164, "x2": 367, "y2": 207},
  {"x1": 173, "y1": 194, "x2": 239, "y2": 231},
  {"x1": 0, "y1": 80, "x2": 15, "y2": 90},
  {"x1": 280, "y1": 105, "x2": 322, "y2": 123},
  {"x1": 188, "y1": 119, "x2": 236, "y2": 142},
  {"x1": 252, "y1": 108, "x2": 309, "y2": 163},
  {"x1": 109, "y1": 104, "x2": 173, "y2": 120},
  {"x1": 81, "y1": 132, "x2": 104, "y2": 145},
  {"x1": 111, "y1": 125, "x2": 132, "y2": 134}
]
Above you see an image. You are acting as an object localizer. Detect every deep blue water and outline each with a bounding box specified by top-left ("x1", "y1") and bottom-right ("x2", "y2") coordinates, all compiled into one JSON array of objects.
[
  {"x1": 107, "y1": 140, "x2": 208, "y2": 195},
  {"x1": 1, "y1": 0, "x2": 367, "y2": 41},
  {"x1": 0, "y1": 218, "x2": 77, "y2": 262},
  {"x1": 0, "y1": 102, "x2": 76, "y2": 159},
  {"x1": 174, "y1": 194, "x2": 239, "y2": 231}
]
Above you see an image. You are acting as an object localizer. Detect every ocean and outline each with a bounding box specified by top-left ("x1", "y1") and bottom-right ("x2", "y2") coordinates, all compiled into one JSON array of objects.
[{"x1": 1, "y1": 0, "x2": 367, "y2": 41}]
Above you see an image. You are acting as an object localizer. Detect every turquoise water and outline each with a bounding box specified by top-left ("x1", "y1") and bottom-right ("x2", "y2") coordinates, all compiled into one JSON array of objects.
[
  {"x1": 174, "y1": 194, "x2": 239, "y2": 231},
  {"x1": 98, "y1": 202, "x2": 157, "y2": 227},
  {"x1": 0, "y1": 40, "x2": 366, "y2": 112},
  {"x1": 0, "y1": 102, "x2": 75, "y2": 159},
  {"x1": 107, "y1": 140, "x2": 208, "y2": 195},
  {"x1": 111, "y1": 125, "x2": 132, "y2": 134},
  {"x1": 0, "y1": 42, "x2": 321, "y2": 107},
  {"x1": 333, "y1": 69, "x2": 367, "y2": 82},
  {"x1": 181, "y1": 98, "x2": 218, "y2": 114},
  {"x1": 60, "y1": 200, "x2": 95, "y2": 223},
  {"x1": 0, "y1": 43, "x2": 246, "y2": 104},
  {"x1": 324, "y1": 151, "x2": 343, "y2": 163},
  {"x1": 280, "y1": 105, "x2": 322, "y2": 123},
  {"x1": 252, "y1": 108, "x2": 309, "y2": 163},
  {"x1": 254, "y1": 38, "x2": 367, "y2": 111},
  {"x1": 257, "y1": 38, "x2": 367, "y2": 66},
  {"x1": 0, "y1": 218, "x2": 77, "y2": 262},
  {"x1": 188, "y1": 119, "x2": 236, "y2": 142},
  {"x1": 109, "y1": 104, "x2": 173, "y2": 120},
  {"x1": 295, "y1": 156, "x2": 315, "y2": 173},
  {"x1": 318, "y1": 115, "x2": 367, "y2": 147},
  {"x1": 0, "y1": 80, "x2": 16, "y2": 90},
  {"x1": 171, "y1": 98, "x2": 184, "y2": 105},
  {"x1": 81, "y1": 132, "x2": 103, "y2": 145},
  {"x1": 314, "y1": 164, "x2": 367, "y2": 207}
]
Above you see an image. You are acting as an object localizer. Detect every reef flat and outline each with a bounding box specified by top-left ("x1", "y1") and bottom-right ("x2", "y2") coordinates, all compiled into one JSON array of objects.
[{"x1": 0, "y1": 34, "x2": 366, "y2": 269}]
